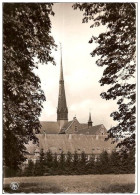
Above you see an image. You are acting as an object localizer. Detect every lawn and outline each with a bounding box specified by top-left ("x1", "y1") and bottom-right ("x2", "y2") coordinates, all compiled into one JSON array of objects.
[{"x1": 3, "y1": 174, "x2": 135, "y2": 193}]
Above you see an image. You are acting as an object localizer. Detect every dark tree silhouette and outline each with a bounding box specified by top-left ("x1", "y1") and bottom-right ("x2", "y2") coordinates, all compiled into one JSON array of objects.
[
  {"x1": 87, "y1": 154, "x2": 95, "y2": 174},
  {"x1": 3, "y1": 3, "x2": 56, "y2": 170},
  {"x1": 99, "y1": 151, "x2": 110, "y2": 174},
  {"x1": 24, "y1": 160, "x2": 34, "y2": 176},
  {"x1": 110, "y1": 150, "x2": 121, "y2": 174},
  {"x1": 73, "y1": 3, "x2": 136, "y2": 150},
  {"x1": 79, "y1": 151, "x2": 87, "y2": 174}
]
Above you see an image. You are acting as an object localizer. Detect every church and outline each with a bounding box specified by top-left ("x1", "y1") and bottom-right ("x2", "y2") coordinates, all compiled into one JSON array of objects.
[{"x1": 25, "y1": 51, "x2": 116, "y2": 164}]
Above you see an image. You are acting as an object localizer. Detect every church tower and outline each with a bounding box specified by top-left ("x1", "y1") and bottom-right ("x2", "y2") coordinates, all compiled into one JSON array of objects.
[
  {"x1": 57, "y1": 47, "x2": 68, "y2": 130},
  {"x1": 88, "y1": 112, "x2": 93, "y2": 128}
]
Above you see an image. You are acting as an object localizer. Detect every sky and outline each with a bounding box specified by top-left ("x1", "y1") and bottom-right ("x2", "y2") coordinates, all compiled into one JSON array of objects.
[{"x1": 35, "y1": 3, "x2": 118, "y2": 130}]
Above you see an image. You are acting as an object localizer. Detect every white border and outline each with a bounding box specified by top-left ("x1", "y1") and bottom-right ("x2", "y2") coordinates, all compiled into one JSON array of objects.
[{"x1": 0, "y1": 1, "x2": 139, "y2": 194}]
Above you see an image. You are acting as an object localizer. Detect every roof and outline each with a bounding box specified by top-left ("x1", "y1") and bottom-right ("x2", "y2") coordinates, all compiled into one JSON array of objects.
[
  {"x1": 40, "y1": 121, "x2": 60, "y2": 134},
  {"x1": 26, "y1": 134, "x2": 116, "y2": 155},
  {"x1": 63, "y1": 121, "x2": 73, "y2": 130},
  {"x1": 40, "y1": 120, "x2": 107, "y2": 135},
  {"x1": 79, "y1": 123, "x2": 88, "y2": 130},
  {"x1": 76, "y1": 124, "x2": 107, "y2": 135}
]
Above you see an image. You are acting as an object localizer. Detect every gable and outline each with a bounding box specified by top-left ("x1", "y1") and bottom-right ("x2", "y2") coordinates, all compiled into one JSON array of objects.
[
  {"x1": 76, "y1": 124, "x2": 107, "y2": 135},
  {"x1": 40, "y1": 121, "x2": 60, "y2": 134},
  {"x1": 65, "y1": 118, "x2": 81, "y2": 134}
]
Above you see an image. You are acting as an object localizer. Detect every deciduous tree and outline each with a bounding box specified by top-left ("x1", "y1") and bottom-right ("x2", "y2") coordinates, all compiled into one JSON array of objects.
[
  {"x1": 3, "y1": 3, "x2": 56, "y2": 170},
  {"x1": 73, "y1": 3, "x2": 136, "y2": 150}
]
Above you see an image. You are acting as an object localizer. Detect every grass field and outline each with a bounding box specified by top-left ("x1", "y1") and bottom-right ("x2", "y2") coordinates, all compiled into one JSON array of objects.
[{"x1": 3, "y1": 174, "x2": 135, "y2": 193}]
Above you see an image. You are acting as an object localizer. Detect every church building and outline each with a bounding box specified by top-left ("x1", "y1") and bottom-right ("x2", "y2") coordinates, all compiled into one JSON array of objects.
[{"x1": 25, "y1": 50, "x2": 116, "y2": 164}]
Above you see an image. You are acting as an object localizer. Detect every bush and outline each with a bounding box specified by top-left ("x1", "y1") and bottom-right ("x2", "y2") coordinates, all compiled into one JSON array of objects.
[{"x1": 19, "y1": 149, "x2": 135, "y2": 176}]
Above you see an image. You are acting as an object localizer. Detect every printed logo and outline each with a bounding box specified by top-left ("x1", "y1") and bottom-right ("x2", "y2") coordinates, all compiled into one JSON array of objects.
[{"x1": 10, "y1": 182, "x2": 19, "y2": 190}]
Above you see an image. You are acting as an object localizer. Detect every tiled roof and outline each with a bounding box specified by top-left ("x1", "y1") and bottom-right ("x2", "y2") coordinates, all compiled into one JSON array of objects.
[
  {"x1": 79, "y1": 123, "x2": 88, "y2": 129},
  {"x1": 63, "y1": 121, "x2": 73, "y2": 130},
  {"x1": 40, "y1": 121, "x2": 60, "y2": 134},
  {"x1": 26, "y1": 134, "x2": 116, "y2": 155},
  {"x1": 40, "y1": 120, "x2": 107, "y2": 135},
  {"x1": 76, "y1": 124, "x2": 107, "y2": 135}
]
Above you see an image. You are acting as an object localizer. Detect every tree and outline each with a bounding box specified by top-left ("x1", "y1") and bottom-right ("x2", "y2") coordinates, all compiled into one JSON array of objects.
[
  {"x1": 53, "y1": 153, "x2": 58, "y2": 170},
  {"x1": 86, "y1": 154, "x2": 95, "y2": 174},
  {"x1": 99, "y1": 151, "x2": 110, "y2": 174},
  {"x1": 3, "y1": 3, "x2": 56, "y2": 170},
  {"x1": 65, "y1": 151, "x2": 72, "y2": 174},
  {"x1": 24, "y1": 160, "x2": 34, "y2": 176},
  {"x1": 72, "y1": 151, "x2": 80, "y2": 174},
  {"x1": 73, "y1": 3, "x2": 136, "y2": 150},
  {"x1": 119, "y1": 148, "x2": 135, "y2": 174},
  {"x1": 45, "y1": 150, "x2": 53, "y2": 168},
  {"x1": 58, "y1": 151, "x2": 65, "y2": 172},
  {"x1": 34, "y1": 161, "x2": 41, "y2": 176},
  {"x1": 127, "y1": 147, "x2": 135, "y2": 173},
  {"x1": 110, "y1": 150, "x2": 121, "y2": 174},
  {"x1": 79, "y1": 151, "x2": 87, "y2": 174},
  {"x1": 39, "y1": 148, "x2": 45, "y2": 175}
]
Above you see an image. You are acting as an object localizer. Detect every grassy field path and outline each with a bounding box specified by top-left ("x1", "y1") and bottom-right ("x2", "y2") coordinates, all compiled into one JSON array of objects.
[{"x1": 3, "y1": 174, "x2": 135, "y2": 193}]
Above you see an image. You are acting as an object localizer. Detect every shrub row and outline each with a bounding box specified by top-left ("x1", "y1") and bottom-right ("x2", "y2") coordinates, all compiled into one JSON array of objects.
[{"x1": 22, "y1": 148, "x2": 135, "y2": 176}]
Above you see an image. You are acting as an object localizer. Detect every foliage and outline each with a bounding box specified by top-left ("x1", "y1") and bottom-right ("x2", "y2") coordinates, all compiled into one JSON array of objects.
[
  {"x1": 86, "y1": 154, "x2": 95, "y2": 174},
  {"x1": 79, "y1": 151, "x2": 88, "y2": 174},
  {"x1": 73, "y1": 3, "x2": 136, "y2": 150},
  {"x1": 38, "y1": 148, "x2": 45, "y2": 175},
  {"x1": 34, "y1": 161, "x2": 41, "y2": 176},
  {"x1": 3, "y1": 3, "x2": 56, "y2": 170},
  {"x1": 18, "y1": 149, "x2": 135, "y2": 177},
  {"x1": 110, "y1": 150, "x2": 121, "y2": 174},
  {"x1": 119, "y1": 148, "x2": 135, "y2": 174},
  {"x1": 72, "y1": 151, "x2": 80, "y2": 174},
  {"x1": 44, "y1": 149, "x2": 53, "y2": 168},
  {"x1": 53, "y1": 153, "x2": 59, "y2": 169},
  {"x1": 24, "y1": 160, "x2": 35, "y2": 176},
  {"x1": 65, "y1": 151, "x2": 73, "y2": 174},
  {"x1": 99, "y1": 151, "x2": 110, "y2": 174}
]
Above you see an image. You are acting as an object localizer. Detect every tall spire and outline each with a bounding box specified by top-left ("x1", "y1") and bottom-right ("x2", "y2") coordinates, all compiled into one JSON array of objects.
[
  {"x1": 57, "y1": 45, "x2": 68, "y2": 127},
  {"x1": 60, "y1": 45, "x2": 64, "y2": 81},
  {"x1": 88, "y1": 112, "x2": 93, "y2": 128}
]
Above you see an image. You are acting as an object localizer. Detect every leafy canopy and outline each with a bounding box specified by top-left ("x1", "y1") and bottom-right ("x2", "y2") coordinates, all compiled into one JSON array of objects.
[
  {"x1": 3, "y1": 3, "x2": 56, "y2": 169},
  {"x1": 73, "y1": 3, "x2": 136, "y2": 150}
]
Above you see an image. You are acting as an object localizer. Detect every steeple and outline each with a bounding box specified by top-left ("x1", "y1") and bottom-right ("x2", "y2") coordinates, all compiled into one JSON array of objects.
[
  {"x1": 60, "y1": 48, "x2": 64, "y2": 81},
  {"x1": 88, "y1": 112, "x2": 93, "y2": 128},
  {"x1": 57, "y1": 45, "x2": 68, "y2": 130}
]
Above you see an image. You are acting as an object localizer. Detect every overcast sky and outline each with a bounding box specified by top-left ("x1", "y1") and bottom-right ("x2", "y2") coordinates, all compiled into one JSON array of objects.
[{"x1": 36, "y1": 3, "x2": 118, "y2": 130}]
